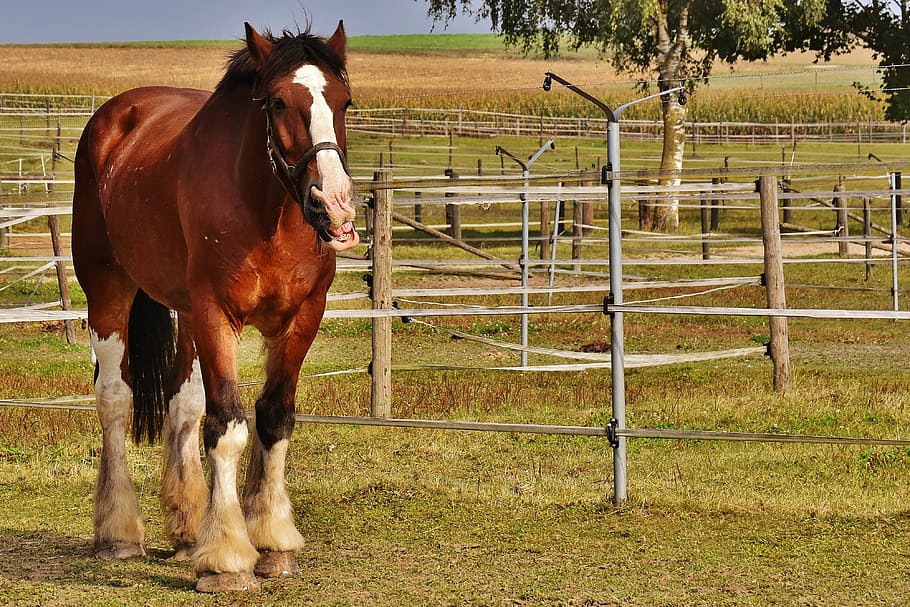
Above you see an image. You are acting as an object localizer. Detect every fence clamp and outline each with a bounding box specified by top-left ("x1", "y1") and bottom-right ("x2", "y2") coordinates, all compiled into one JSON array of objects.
[
  {"x1": 602, "y1": 295, "x2": 614, "y2": 316},
  {"x1": 392, "y1": 300, "x2": 412, "y2": 324},
  {"x1": 601, "y1": 161, "x2": 613, "y2": 187},
  {"x1": 606, "y1": 418, "x2": 619, "y2": 448}
]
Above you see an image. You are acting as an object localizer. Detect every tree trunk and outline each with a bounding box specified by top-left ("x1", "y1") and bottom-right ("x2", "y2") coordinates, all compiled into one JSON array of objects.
[
  {"x1": 655, "y1": 97, "x2": 687, "y2": 233},
  {"x1": 648, "y1": 1, "x2": 690, "y2": 233}
]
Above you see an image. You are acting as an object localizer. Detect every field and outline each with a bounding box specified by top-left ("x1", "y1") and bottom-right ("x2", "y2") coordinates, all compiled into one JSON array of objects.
[
  {"x1": 0, "y1": 34, "x2": 887, "y2": 121},
  {"x1": 1, "y1": 35, "x2": 910, "y2": 606}
]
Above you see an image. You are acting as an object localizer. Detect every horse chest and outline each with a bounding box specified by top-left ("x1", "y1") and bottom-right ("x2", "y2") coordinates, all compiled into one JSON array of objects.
[{"x1": 224, "y1": 238, "x2": 334, "y2": 330}]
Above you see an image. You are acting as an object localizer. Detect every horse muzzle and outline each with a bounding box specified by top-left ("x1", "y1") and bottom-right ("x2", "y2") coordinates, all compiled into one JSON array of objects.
[
  {"x1": 260, "y1": 108, "x2": 360, "y2": 252},
  {"x1": 308, "y1": 183, "x2": 360, "y2": 252}
]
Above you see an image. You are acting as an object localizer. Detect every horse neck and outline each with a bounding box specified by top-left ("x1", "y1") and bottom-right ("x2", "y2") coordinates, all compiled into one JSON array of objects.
[{"x1": 202, "y1": 84, "x2": 290, "y2": 227}]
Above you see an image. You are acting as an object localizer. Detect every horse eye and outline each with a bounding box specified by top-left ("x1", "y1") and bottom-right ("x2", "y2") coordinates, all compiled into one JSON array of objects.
[{"x1": 271, "y1": 97, "x2": 287, "y2": 111}]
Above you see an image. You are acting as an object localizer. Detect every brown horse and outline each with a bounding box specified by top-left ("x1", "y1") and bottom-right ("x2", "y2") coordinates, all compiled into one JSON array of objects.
[{"x1": 71, "y1": 22, "x2": 358, "y2": 592}]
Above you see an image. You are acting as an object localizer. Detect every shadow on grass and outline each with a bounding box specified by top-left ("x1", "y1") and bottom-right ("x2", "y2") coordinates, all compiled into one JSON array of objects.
[{"x1": 0, "y1": 528, "x2": 194, "y2": 592}]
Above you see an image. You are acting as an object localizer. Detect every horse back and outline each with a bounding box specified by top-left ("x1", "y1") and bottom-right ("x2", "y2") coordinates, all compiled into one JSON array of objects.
[
  {"x1": 78, "y1": 86, "x2": 209, "y2": 181},
  {"x1": 73, "y1": 86, "x2": 211, "y2": 311}
]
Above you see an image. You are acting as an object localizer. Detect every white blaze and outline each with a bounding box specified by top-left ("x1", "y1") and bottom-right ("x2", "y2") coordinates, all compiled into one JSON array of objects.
[{"x1": 293, "y1": 65, "x2": 347, "y2": 195}]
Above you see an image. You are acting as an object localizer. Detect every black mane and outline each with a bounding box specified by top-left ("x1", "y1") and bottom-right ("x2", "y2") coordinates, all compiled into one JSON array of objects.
[{"x1": 217, "y1": 26, "x2": 347, "y2": 94}]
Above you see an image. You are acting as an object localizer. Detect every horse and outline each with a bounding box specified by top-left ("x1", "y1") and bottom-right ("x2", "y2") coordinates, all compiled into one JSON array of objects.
[{"x1": 71, "y1": 22, "x2": 358, "y2": 592}]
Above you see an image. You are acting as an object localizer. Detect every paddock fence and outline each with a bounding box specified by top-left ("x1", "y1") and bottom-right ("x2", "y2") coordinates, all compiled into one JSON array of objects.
[
  {"x1": 2, "y1": 91, "x2": 910, "y2": 503},
  {"x1": 2, "y1": 158, "x2": 910, "y2": 501}
]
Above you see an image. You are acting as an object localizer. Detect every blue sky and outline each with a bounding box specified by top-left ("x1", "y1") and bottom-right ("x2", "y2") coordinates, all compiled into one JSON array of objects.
[{"x1": 1, "y1": 0, "x2": 490, "y2": 43}]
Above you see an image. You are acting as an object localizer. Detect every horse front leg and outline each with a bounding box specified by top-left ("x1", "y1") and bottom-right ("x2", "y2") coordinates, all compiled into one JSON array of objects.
[
  {"x1": 191, "y1": 313, "x2": 260, "y2": 593},
  {"x1": 243, "y1": 330, "x2": 313, "y2": 578}
]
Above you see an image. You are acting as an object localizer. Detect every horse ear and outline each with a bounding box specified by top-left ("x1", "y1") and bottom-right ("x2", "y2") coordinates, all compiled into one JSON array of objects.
[
  {"x1": 245, "y1": 22, "x2": 273, "y2": 67},
  {"x1": 326, "y1": 20, "x2": 346, "y2": 63}
]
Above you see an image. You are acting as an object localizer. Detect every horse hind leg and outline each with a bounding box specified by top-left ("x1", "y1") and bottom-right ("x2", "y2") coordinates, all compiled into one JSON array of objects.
[
  {"x1": 91, "y1": 328, "x2": 146, "y2": 559},
  {"x1": 73, "y1": 143, "x2": 146, "y2": 559},
  {"x1": 161, "y1": 323, "x2": 206, "y2": 560}
]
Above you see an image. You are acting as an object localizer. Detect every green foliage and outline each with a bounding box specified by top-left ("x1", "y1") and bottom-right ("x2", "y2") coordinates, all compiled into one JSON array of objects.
[
  {"x1": 419, "y1": 0, "x2": 836, "y2": 216},
  {"x1": 784, "y1": 1, "x2": 910, "y2": 121},
  {"x1": 422, "y1": 1, "x2": 827, "y2": 81}
]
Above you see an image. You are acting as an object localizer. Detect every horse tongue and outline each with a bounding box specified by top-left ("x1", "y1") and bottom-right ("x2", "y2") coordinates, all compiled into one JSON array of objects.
[{"x1": 326, "y1": 222, "x2": 360, "y2": 252}]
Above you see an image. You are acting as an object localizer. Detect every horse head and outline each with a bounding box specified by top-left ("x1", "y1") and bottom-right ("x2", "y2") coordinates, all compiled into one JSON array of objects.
[{"x1": 245, "y1": 22, "x2": 359, "y2": 252}]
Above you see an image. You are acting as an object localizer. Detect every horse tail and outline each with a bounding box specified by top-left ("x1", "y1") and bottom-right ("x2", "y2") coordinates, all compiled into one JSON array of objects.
[{"x1": 128, "y1": 289, "x2": 176, "y2": 444}]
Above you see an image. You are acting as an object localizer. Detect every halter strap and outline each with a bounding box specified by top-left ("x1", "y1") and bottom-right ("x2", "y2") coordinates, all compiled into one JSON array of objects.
[{"x1": 260, "y1": 100, "x2": 349, "y2": 204}]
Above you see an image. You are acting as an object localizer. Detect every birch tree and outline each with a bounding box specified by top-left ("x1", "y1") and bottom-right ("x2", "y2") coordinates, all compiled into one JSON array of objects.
[{"x1": 424, "y1": 0, "x2": 827, "y2": 231}]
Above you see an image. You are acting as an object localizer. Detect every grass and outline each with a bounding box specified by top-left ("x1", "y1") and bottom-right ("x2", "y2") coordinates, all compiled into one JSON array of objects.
[
  {"x1": 0, "y1": 265, "x2": 908, "y2": 605},
  {"x1": 1, "y1": 386, "x2": 910, "y2": 605},
  {"x1": 348, "y1": 33, "x2": 512, "y2": 55},
  {"x1": 0, "y1": 35, "x2": 909, "y2": 605}
]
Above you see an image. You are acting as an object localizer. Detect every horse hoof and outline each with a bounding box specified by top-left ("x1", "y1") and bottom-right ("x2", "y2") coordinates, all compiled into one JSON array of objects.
[
  {"x1": 195, "y1": 571, "x2": 260, "y2": 593},
  {"x1": 172, "y1": 543, "x2": 195, "y2": 561},
  {"x1": 95, "y1": 541, "x2": 146, "y2": 560},
  {"x1": 255, "y1": 550, "x2": 300, "y2": 578}
]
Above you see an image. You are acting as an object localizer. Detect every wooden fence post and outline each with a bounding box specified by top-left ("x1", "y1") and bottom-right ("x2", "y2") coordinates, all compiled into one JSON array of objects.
[
  {"x1": 45, "y1": 132, "x2": 76, "y2": 344},
  {"x1": 444, "y1": 168, "x2": 461, "y2": 239},
  {"x1": 864, "y1": 198, "x2": 872, "y2": 281},
  {"x1": 834, "y1": 178, "x2": 848, "y2": 257},
  {"x1": 48, "y1": 215, "x2": 76, "y2": 343},
  {"x1": 700, "y1": 196, "x2": 711, "y2": 260},
  {"x1": 710, "y1": 176, "x2": 722, "y2": 232},
  {"x1": 759, "y1": 175, "x2": 791, "y2": 393},
  {"x1": 780, "y1": 177, "x2": 792, "y2": 225},
  {"x1": 371, "y1": 169, "x2": 393, "y2": 418},
  {"x1": 539, "y1": 201, "x2": 550, "y2": 260},
  {"x1": 413, "y1": 191, "x2": 422, "y2": 224}
]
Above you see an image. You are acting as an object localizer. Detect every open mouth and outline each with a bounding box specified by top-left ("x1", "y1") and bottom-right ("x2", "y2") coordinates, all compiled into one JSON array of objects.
[
  {"x1": 327, "y1": 220, "x2": 360, "y2": 251},
  {"x1": 308, "y1": 185, "x2": 360, "y2": 252}
]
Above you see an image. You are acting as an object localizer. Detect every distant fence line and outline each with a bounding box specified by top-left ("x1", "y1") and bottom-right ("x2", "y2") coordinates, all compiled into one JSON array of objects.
[
  {"x1": 349, "y1": 108, "x2": 910, "y2": 144},
  {"x1": 2, "y1": 94, "x2": 910, "y2": 149}
]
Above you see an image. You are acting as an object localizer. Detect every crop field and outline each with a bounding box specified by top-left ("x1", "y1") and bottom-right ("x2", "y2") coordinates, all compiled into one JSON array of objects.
[{"x1": 0, "y1": 35, "x2": 909, "y2": 606}]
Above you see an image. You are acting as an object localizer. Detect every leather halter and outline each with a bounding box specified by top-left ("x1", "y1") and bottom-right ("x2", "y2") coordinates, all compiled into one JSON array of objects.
[{"x1": 258, "y1": 99, "x2": 350, "y2": 204}]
